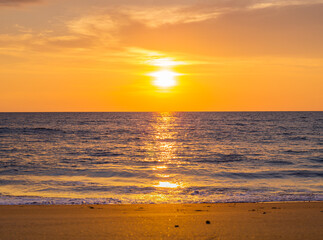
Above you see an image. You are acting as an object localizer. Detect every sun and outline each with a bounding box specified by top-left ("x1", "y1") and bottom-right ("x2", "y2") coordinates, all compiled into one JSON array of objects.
[{"x1": 150, "y1": 70, "x2": 180, "y2": 88}]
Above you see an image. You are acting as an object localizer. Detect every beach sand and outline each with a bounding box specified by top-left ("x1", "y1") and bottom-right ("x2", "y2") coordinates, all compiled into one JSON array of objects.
[{"x1": 0, "y1": 202, "x2": 322, "y2": 240}]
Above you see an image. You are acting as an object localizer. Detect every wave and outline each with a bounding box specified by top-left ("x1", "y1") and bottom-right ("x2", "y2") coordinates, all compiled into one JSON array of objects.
[
  {"x1": 0, "y1": 127, "x2": 66, "y2": 134},
  {"x1": 0, "y1": 112, "x2": 322, "y2": 205},
  {"x1": 213, "y1": 170, "x2": 323, "y2": 179},
  {"x1": 267, "y1": 160, "x2": 294, "y2": 165},
  {"x1": 87, "y1": 150, "x2": 124, "y2": 157},
  {"x1": 309, "y1": 157, "x2": 323, "y2": 163},
  {"x1": 0, "y1": 192, "x2": 321, "y2": 205},
  {"x1": 197, "y1": 154, "x2": 247, "y2": 163}
]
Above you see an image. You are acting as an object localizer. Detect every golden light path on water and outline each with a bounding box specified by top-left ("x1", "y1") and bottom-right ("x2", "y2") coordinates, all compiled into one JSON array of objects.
[
  {"x1": 148, "y1": 112, "x2": 184, "y2": 202},
  {"x1": 1, "y1": 112, "x2": 321, "y2": 204},
  {"x1": 0, "y1": 112, "x2": 186, "y2": 203}
]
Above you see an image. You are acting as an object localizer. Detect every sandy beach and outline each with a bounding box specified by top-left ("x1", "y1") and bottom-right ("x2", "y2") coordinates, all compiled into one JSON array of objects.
[{"x1": 0, "y1": 202, "x2": 322, "y2": 240}]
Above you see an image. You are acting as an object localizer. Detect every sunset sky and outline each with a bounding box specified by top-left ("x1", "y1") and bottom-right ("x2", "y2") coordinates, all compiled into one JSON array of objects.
[{"x1": 1, "y1": 0, "x2": 322, "y2": 111}]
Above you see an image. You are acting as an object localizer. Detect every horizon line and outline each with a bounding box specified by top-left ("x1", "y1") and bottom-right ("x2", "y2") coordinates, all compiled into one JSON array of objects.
[{"x1": 0, "y1": 110, "x2": 322, "y2": 113}]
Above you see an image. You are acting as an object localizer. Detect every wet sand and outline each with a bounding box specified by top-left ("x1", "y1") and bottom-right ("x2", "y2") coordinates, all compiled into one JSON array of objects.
[{"x1": 0, "y1": 202, "x2": 322, "y2": 240}]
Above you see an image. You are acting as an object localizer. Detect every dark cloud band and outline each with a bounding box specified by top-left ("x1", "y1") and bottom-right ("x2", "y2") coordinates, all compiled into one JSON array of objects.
[{"x1": 0, "y1": 0, "x2": 41, "y2": 6}]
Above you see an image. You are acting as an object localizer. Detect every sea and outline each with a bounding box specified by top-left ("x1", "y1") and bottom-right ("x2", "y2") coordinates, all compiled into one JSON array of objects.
[{"x1": 0, "y1": 112, "x2": 322, "y2": 205}]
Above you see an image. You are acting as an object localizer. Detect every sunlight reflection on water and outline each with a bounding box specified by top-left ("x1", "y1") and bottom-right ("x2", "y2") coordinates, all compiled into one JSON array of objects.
[
  {"x1": 150, "y1": 112, "x2": 183, "y2": 197},
  {"x1": 0, "y1": 112, "x2": 322, "y2": 204}
]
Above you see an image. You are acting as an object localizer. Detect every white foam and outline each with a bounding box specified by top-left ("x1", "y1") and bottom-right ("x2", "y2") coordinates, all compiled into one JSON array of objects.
[{"x1": 0, "y1": 193, "x2": 321, "y2": 205}]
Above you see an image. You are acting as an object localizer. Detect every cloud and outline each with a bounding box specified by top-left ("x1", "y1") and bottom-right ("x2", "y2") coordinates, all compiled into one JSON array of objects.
[
  {"x1": 46, "y1": 35, "x2": 94, "y2": 49},
  {"x1": 101, "y1": 0, "x2": 323, "y2": 28},
  {"x1": 249, "y1": 0, "x2": 323, "y2": 9},
  {"x1": 1, "y1": 0, "x2": 323, "y2": 60},
  {"x1": 122, "y1": 3, "x2": 323, "y2": 58},
  {"x1": 0, "y1": 0, "x2": 41, "y2": 7},
  {"x1": 119, "y1": 6, "x2": 221, "y2": 28},
  {"x1": 63, "y1": 13, "x2": 127, "y2": 47},
  {"x1": 67, "y1": 15, "x2": 118, "y2": 36},
  {"x1": 0, "y1": 33, "x2": 34, "y2": 48},
  {"x1": 0, "y1": 13, "x2": 121, "y2": 53}
]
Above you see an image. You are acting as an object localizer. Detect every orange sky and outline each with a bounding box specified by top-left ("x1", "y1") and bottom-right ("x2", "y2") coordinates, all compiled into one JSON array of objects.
[{"x1": 0, "y1": 0, "x2": 322, "y2": 111}]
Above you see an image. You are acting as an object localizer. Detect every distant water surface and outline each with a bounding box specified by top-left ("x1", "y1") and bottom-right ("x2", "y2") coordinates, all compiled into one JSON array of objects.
[{"x1": 0, "y1": 112, "x2": 322, "y2": 204}]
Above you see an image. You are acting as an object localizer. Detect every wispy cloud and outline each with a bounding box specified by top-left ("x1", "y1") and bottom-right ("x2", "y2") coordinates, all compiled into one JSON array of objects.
[
  {"x1": 119, "y1": 6, "x2": 221, "y2": 28},
  {"x1": 0, "y1": 0, "x2": 41, "y2": 7},
  {"x1": 109, "y1": 0, "x2": 323, "y2": 28},
  {"x1": 1, "y1": 0, "x2": 322, "y2": 61},
  {"x1": 249, "y1": 0, "x2": 323, "y2": 9},
  {"x1": 67, "y1": 15, "x2": 119, "y2": 36}
]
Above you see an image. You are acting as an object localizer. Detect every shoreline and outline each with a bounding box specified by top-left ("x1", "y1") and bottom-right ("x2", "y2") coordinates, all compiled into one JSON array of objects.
[
  {"x1": 0, "y1": 202, "x2": 322, "y2": 239},
  {"x1": 0, "y1": 199, "x2": 322, "y2": 205}
]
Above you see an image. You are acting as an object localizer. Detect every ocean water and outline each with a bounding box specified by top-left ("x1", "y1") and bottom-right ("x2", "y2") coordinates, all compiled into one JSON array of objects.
[{"x1": 0, "y1": 112, "x2": 322, "y2": 204}]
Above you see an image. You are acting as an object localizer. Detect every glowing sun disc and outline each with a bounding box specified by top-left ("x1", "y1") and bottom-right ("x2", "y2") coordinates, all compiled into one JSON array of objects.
[{"x1": 150, "y1": 70, "x2": 179, "y2": 88}]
